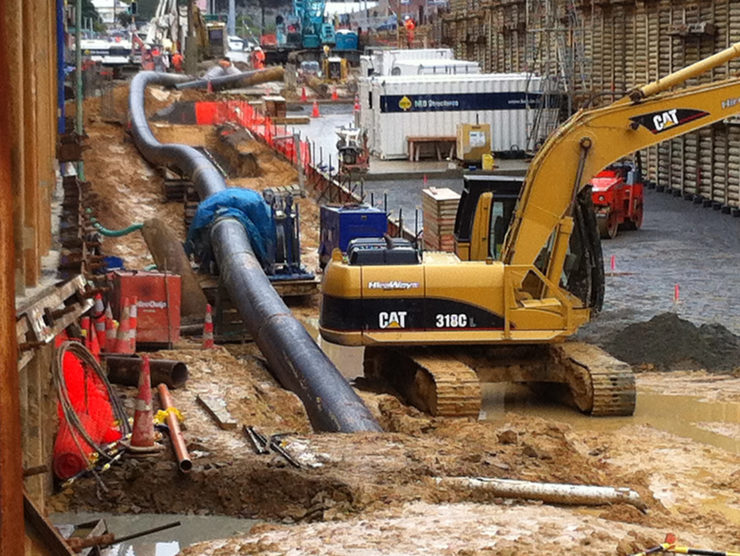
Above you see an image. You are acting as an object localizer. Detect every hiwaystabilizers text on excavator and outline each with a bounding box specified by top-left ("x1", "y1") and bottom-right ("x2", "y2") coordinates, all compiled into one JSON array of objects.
[{"x1": 319, "y1": 41, "x2": 740, "y2": 418}]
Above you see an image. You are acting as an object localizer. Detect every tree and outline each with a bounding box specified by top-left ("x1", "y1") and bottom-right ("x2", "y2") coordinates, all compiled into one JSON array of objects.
[
  {"x1": 81, "y1": 0, "x2": 101, "y2": 23},
  {"x1": 117, "y1": 11, "x2": 133, "y2": 27}
]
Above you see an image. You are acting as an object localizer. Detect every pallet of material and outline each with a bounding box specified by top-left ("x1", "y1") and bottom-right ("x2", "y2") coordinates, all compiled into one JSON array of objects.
[{"x1": 422, "y1": 187, "x2": 460, "y2": 251}]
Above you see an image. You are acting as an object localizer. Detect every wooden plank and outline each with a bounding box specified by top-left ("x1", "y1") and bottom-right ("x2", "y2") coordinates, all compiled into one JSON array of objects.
[
  {"x1": 196, "y1": 394, "x2": 238, "y2": 430},
  {"x1": 24, "y1": 491, "x2": 75, "y2": 555}
]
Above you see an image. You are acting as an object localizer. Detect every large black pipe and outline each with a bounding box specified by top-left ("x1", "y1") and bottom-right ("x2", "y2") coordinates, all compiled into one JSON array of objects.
[
  {"x1": 173, "y1": 67, "x2": 284, "y2": 91},
  {"x1": 128, "y1": 72, "x2": 381, "y2": 433}
]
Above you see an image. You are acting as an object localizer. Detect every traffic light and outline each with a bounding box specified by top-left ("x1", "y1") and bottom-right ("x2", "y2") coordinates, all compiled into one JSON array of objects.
[{"x1": 129, "y1": 2, "x2": 137, "y2": 15}]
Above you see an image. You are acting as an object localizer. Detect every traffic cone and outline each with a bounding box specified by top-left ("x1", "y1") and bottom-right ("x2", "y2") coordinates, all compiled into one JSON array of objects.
[
  {"x1": 88, "y1": 319, "x2": 100, "y2": 361},
  {"x1": 129, "y1": 356, "x2": 157, "y2": 451},
  {"x1": 128, "y1": 296, "x2": 138, "y2": 353},
  {"x1": 105, "y1": 317, "x2": 117, "y2": 353},
  {"x1": 353, "y1": 95, "x2": 360, "y2": 112},
  {"x1": 301, "y1": 86, "x2": 307, "y2": 102},
  {"x1": 331, "y1": 87, "x2": 338, "y2": 101},
  {"x1": 91, "y1": 293, "x2": 105, "y2": 319},
  {"x1": 114, "y1": 299, "x2": 132, "y2": 354},
  {"x1": 311, "y1": 100, "x2": 320, "y2": 118},
  {"x1": 202, "y1": 304, "x2": 215, "y2": 349}
]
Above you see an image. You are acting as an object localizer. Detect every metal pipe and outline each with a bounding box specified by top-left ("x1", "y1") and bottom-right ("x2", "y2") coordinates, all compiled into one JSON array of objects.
[
  {"x1": 157, "y1": 384, "x2": 192, "y2": 473},
  {"x1": 174, "y1": 67, "x2": 284, "y2": 91},
  {"x1": 211, "y1": 218, "x2": 381, "y2": 432},
  {"x1": 105, "y1": 356, "x2": 189, "y2": 389},
  {"x1": 0, "y1": 2, "x2": 23, "y2": 549},
  {"x1": 129, "y1": 72, "x2": 381, "y2": 433}
]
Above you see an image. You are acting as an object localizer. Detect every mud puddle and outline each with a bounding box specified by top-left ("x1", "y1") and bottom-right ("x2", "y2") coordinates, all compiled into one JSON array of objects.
[
  {"x1": 480, "y1": 383, "x2": 740, "y2": 454},
  {"x1": 50, "y1": 512, "x2": 259, "y2": 555}
]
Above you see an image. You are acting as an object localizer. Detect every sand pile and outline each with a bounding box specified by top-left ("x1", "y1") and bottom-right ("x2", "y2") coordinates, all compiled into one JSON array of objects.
[{"x1": 606, "y1": 313, "x2": 740, "y2": 372}]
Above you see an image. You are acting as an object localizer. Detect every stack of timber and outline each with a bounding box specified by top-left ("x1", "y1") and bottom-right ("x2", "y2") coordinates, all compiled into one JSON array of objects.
[{"x1": 422, "y1": 187, "x2": 460, "y2": 251}]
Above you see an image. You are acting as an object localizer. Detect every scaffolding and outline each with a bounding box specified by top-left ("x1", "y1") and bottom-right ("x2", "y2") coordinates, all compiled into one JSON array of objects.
[{"x1": 524, "y1": 0, "x2": 589, "y2": 150}]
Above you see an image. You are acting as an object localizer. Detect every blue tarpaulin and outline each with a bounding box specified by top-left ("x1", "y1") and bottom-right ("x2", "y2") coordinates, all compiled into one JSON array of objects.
[{"x1": 186, "y1": 188, "x2": 276, "y2": 268}]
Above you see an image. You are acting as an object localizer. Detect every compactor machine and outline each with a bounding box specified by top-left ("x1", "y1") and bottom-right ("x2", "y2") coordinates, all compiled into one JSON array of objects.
[{"x1": 319, "y1": 42, "x2": 740, "y2": 418}]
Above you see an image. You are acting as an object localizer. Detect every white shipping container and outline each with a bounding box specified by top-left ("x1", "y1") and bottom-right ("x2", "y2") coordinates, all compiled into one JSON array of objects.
[
  {"x1": 389, "y1": 59, "x2": 481, "y2": 76},
  {"x1": 364, "y1": 48, "x2": 454, "y2": 76},
  {"x1": 358, "y1": 77, "x2": 375, "y2": 149},
  {"x1": 368, "y1": 73, "x2": 554, "y2": 160}
]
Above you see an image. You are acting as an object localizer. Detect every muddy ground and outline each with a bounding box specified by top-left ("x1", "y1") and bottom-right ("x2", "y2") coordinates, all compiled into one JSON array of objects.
[{"x1": 51, "y1": 85, "x2": 740, "y2": 555}]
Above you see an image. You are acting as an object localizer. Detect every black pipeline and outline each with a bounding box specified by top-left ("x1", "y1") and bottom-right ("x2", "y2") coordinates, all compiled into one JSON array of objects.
[
  {"x1": 174, "y1": 67, "x2": 284, "y2": 91},
  {"x1": 128, "y1": 72, "x2": 381, "y2": 433}
]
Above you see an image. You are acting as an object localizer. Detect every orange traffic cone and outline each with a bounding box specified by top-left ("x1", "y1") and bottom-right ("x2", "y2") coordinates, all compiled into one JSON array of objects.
[
  {"x1": 311, "y1": 100, "x2": 320, "y2": 118},
  {"x1": 129, "y1": 296, "x2": 138, "y2": 353},
  {"x1": 91, "y1": 293, "x2": 105, "y2": 319},
  {"x1": 353, "y1": 95, "x2": 360, "y2": 112},
  {"x1": 87, "y1": 319, "x2": 100, "y2": 361},
  {"x1": 331, "y1": 87, "x2": 338, "y2": 101},
  {"x1": 128, "y1": 356, "x2": 159, "y2": 452},
  {"x1": 202, "y1": 304, "x2": 215, "y2": 349},
  {"x1": 301, "y1": 86, "x2": 307, "y2": 102},
  {"x1": 114, "y1": 299, "x2": 132, "y2": 354}
]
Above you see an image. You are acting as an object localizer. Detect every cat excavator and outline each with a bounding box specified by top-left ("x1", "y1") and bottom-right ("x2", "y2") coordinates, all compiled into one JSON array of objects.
[{"x1": 319, "y1": 42, "x2": 740, "y2": 418}]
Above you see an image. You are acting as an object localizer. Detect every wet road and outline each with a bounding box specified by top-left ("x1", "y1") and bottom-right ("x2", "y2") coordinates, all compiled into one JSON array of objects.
[{"x1": 579, "y1": 187, "x2": 740, "y2": 342}]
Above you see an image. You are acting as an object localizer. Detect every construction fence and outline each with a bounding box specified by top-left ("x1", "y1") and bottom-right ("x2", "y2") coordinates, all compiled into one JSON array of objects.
[{"x1": 440, "y1": 0, "x2": 740, "y2": 211}]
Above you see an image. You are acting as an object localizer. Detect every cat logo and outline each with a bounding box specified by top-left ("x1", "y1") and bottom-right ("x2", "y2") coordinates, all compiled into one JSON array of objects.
[
  {"x1": 629, "y1": 108, "x2": 709, "y2": 134},
  {"x1": 399, "y1": 96, "x2": 412, "y2": 111},
  {"x1": 379, "y1": 311, "x2": 407, "y2": 329}
]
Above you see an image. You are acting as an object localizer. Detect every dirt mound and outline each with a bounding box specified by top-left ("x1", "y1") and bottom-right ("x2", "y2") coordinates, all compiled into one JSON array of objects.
[{"x1": 606, "y1": 313, "x2": 740, "y2": 372}]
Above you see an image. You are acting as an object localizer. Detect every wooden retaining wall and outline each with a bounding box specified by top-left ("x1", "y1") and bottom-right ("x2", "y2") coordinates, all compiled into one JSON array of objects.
[{"x1": 442, "y1": 0, "x2": 740, "y2": 210}]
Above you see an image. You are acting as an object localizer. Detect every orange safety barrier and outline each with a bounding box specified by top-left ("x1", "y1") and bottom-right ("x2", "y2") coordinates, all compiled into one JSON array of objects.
[{"x1": 191, "y1": 100, "x2": 314, "y2": 176}]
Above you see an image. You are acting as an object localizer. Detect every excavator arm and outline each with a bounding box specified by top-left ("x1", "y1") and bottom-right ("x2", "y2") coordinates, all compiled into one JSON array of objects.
[{"x1": 503, "y1": 42, "x2": 740, "y2": 282}]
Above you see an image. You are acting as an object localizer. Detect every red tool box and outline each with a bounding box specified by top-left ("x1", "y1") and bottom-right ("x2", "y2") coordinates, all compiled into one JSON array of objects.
[{"x1": 112, "y1": 271, "x2": 181, "y2": 345}]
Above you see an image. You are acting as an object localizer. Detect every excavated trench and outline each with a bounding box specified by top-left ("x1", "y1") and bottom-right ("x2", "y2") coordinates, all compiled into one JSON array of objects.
[{"x1": 51, "y1": 85, "x2": 740, "y2": 553}]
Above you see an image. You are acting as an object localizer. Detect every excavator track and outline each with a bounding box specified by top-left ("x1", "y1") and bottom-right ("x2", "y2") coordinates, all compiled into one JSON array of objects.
[
  {"x1": 553, "y1": 342, "x2": 636, "y2": 416},
  {"x1": 364, "y1": 348, "x2": 481, "y2": 418},
  {"x1": 364, "y1": 342, "x2": 636, "y2": 419}
]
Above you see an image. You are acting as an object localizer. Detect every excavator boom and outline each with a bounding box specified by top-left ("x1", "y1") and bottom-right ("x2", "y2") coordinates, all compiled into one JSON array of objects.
[{"x1": 504, "y1": 41, "x2": 740, "y2": 271}]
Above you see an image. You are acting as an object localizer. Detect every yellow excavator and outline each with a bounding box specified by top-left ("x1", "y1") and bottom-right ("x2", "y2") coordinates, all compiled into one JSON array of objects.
[{"x1": 320, "y1": 42, "x2": 740, "y2": 418}]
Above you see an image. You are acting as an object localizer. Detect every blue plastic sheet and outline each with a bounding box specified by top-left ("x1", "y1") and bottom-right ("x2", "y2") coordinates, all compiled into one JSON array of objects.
[{"x1": 186, "y1": 188, "x2": 276, "y2": 268}]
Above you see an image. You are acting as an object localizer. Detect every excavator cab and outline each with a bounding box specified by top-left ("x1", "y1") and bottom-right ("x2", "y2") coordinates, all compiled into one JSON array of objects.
[{"x1": 453, "y1": 175, "x2": 524, "y2": 261}]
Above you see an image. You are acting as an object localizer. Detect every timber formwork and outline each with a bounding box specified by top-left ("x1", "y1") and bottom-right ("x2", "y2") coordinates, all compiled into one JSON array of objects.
[{"x1": 441, "y1": 0, "x2": 740, "y2": 211}]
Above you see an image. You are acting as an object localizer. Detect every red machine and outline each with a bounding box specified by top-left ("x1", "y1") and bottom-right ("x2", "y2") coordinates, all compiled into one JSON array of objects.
[
  {"x1": 112, "y1": 271, "x2": 181, "y2": 346},
  {"x1": 590, "y1": 158, "x2": 644, "y2": 239}
]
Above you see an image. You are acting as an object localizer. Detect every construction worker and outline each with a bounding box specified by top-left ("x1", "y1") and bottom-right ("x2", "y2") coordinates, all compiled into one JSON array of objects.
[
  {"x1": 404, "y1": 16, "x2": 416, "y2": 48},
  {"x1": 252, "y1": 47, "x2": 266, "y2": 70},
  {"x1": 141, "y1": 47, "x2": 155, "y2": 71},
  {"x1": 171, "y1": 51, "x2": 184, "y2": 73}
]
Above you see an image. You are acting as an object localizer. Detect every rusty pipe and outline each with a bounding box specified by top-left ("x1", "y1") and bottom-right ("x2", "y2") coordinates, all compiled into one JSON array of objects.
[
  {"x1": 105, "y1": 356, "x2": 189, "y2": 389},
  {"x1": 157, "y1": 384, "x2": 192, "y2": 473}
]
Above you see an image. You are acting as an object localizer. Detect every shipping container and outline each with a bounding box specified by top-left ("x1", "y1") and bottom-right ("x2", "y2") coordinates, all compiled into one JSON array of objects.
[
  {"x1": 358, "y1": 77, "x2": 375, "y2": 151},
  {"x1": 366, "y1": 73, "x2": 552, "y2": 160},
  {"x1": 363, "y1": 48, "x2": 454, "y2": 76},
  {"x1": 389, "y1": 59, "x2": 481, "y2": 76}
]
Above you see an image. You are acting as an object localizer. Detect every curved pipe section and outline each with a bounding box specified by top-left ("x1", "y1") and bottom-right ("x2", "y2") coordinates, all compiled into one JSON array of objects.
[{"x1": 129, "y1": 72, "x2": 381, "y2": 433}]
